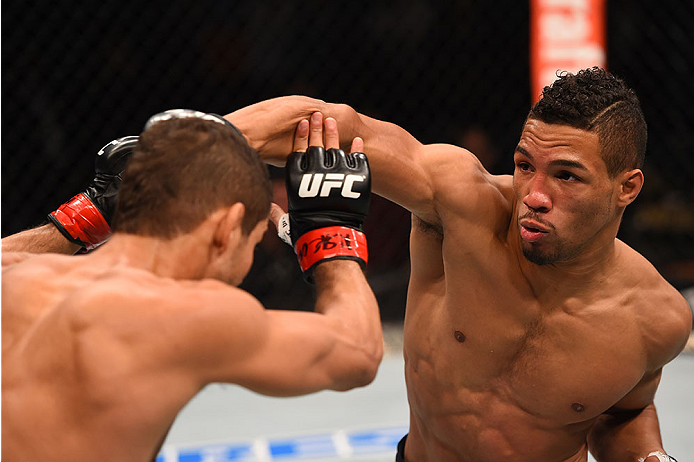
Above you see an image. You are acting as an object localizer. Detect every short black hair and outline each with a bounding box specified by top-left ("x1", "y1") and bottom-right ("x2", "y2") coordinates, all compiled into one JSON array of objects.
[{"x1": 528, "y1": 67, "x2": 647, "y2": 177}]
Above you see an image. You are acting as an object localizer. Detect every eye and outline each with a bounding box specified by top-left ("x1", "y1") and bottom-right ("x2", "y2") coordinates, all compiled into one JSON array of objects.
[
  {"x1": 556, "y1": 171, "x2": 580, "y2": 182},
  {"x1": 515, "y1": 161, "x2": 532, "y2": 173}
]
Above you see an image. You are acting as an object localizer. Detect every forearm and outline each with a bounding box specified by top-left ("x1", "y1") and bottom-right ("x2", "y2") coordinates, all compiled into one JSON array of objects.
[
  {"x1": 588, "y1": 403, "x2": 667, "y2": 462},
  {"x1": 1, "y1": 224, "x2": 81, "y2": 254},
  {"x1": 313, "y1": 260, "x2": 384, "y2": 389},
  {"x1": 226, "y1": 96, "x2": 335, "y2": 165},
  {"x1": 226, "y1": 96, "x2": 413, "y2": 164}
]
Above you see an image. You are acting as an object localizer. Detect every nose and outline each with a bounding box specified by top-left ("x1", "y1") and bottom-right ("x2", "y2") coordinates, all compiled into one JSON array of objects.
[{"x1": 523, "y1": 174, "x2": 552, "y2": 213}]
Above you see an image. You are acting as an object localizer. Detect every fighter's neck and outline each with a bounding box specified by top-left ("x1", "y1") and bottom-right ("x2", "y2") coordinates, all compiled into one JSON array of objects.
[{"x1": 88, "y1": 233, "x2": 211, "y2": 280}]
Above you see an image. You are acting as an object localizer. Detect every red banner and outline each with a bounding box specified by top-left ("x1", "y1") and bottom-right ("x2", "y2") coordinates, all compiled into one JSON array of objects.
[{"x1": 530, "y1": 0, "x2": 606, "y2": 102}]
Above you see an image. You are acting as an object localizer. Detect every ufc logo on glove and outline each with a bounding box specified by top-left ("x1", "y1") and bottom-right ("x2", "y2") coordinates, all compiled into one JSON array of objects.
[
  {"x1": 298, "y1": 173, "x2": 366, "y2": 198},
  {"x1": 285, "y1": 146, "x2": 371, "y2": 282}
]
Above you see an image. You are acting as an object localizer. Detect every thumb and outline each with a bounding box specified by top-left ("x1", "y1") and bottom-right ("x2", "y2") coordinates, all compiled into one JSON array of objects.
[
  {"x1": 269, "y1": 203, "x2": 292, "y2": 246},
  {"x1": 269, "y1": 203, "x2": 286, "y2": 230},
  {"x1": 350, "y1": 136, "x2": 364, "y2": 153}
]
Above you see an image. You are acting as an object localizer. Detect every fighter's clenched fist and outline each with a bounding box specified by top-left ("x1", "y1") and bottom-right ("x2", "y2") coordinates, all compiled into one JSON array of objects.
[{"x1": 48, "y1": 136, "x2": 138, "y2": 250}]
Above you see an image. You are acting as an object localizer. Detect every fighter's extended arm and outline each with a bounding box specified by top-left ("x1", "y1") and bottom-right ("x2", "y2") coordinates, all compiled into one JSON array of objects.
[
  {"x1": 226, "y1": 96, "x2": 454, "y2": 223},
  {"x1": 2, "y1": 136, "x2": 137, "y2": 255},
  {"x1": 154, "y1": 258, "x2": 380, "y2": 396},
  {"x1": 1, "y1": 224, "x2": 81, "y2": 254}
]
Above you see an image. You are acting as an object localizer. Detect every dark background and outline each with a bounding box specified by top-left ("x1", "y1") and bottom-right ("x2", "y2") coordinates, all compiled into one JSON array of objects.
[{"x1": 3, "y1": 0, "x2": 693, "y2": 320}]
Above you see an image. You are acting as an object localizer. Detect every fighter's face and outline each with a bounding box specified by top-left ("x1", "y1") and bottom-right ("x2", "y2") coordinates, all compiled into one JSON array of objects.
[{"x1": 513, "y1": 119, "x2": 618, "y2": 265}]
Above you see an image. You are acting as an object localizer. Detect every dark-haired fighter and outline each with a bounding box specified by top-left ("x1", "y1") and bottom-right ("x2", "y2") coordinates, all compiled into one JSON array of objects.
[
  {"x1": 2, "y1": 112, "x2": 382, "y2": 462},
  {"x1": 226, "y1": 68, "x2": 691, "y2": 462}
]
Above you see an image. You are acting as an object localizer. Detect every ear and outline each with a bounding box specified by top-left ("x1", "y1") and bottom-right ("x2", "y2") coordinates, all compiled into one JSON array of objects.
[
  {"x1": 212, "y1": 203, "x2": 246, "y2": 252},
  {"x1": 616, "y1": 169, "x2": 644, "y2": 207}
]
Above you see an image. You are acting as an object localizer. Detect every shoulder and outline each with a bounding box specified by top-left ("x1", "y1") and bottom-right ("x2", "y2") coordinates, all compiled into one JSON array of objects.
[
  {"x1": 617, "y1": 242, "x2": 692, "y2": 369},
  {"x1": 642, "y1": 283, "x2": 691, "y2": 369},
  {"x1": 2, "y1": 253, "x2": 79, "y2": 290},
  {"x1": 64, "y1": 270, "x2": 267, "y2": 352},
  {"x1": 68, "y1": 273, "x2": 269, "y2": 375},
  {"x1": 1, "y1": 251, "x2": 71, "y2": 270},
  {"x1": 78, "y1": 272, "x2": 264, "y2": 325}
]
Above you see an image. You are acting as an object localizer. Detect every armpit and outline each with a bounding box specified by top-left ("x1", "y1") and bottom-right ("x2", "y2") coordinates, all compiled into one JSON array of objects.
[
  {"x1": 602, "y1": 405, "x2": 647, "y2": 420},
  {"x1": 412, "y1": 214, "x2": 443, "y2": 239}
]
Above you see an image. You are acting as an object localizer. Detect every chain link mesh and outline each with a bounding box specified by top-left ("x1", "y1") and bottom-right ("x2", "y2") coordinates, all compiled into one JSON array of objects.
[{"x1": 3, "y1": 0, "x2": 693, "y2": 319}]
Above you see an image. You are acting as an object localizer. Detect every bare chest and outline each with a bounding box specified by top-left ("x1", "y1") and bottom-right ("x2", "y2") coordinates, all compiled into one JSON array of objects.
[{"x1": 403, "y1": 283, "x2": 646, "y2": 426}]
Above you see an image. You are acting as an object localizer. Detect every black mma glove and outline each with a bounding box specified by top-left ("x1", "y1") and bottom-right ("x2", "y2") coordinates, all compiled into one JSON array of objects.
[
  {"x1": 286, "y1": 146, "x2": 371, "y2": 282},
  {"x1": 48, "y1": 136, "x2": 138, "y2": 250}
]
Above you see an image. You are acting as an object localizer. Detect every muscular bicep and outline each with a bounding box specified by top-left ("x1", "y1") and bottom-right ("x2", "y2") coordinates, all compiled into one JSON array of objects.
[
  {"x1": 360, "y1": 132, "x2": 496, "y2": 224},
  {"x1": 324, "y1": 108, "x2": 486, "y2": 223},
  {"x1": 342, "y1": 111, "x2": 432, "y2": 215}
]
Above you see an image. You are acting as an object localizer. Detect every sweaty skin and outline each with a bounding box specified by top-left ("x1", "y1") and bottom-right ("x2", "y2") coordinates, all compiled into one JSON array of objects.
[{"x1": 227, "y1": 99, "x2": 692, "y2": 462}]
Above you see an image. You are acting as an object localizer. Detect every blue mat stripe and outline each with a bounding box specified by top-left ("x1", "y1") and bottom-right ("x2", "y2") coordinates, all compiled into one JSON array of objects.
[{"x1": 158, "y1": 426, "x2": 407, "y2": 462}]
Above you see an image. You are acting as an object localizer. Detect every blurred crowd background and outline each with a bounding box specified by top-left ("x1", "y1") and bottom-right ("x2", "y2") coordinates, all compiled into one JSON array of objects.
[{"x1": 3, "y1": 0, "x2": 693, "y2": 321}]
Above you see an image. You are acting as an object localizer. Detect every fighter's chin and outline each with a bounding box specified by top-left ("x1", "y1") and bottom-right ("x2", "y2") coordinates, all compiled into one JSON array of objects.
[{"x1": 521, "y1": 242, "x2": 558, "y2": 266}]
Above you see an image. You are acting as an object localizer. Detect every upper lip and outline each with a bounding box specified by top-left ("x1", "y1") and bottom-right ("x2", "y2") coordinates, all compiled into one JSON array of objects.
[{"x1": 520, "y1": 219, "x2": 550, "y2": 233}]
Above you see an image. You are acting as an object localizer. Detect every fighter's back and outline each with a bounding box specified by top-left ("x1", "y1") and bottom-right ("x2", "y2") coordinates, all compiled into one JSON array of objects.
[{"x1": 2, "y1": 254, "x2": 200, "y2": 462}]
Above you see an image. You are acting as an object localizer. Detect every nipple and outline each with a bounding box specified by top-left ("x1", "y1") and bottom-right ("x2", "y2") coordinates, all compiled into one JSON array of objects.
[
  {"x1": 454, "y1": 331, "x2": 466, "y2": 343},
  {"x1": 571, "y1": 403, "x2": 585, "y2": 412}
]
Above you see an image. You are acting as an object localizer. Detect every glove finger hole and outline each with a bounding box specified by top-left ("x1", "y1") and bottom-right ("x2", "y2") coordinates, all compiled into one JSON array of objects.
[
  {"x1": 346, "y1": 154, "x2": 357, "y2": 169},
  {"x1": 327, "y1": 148, "x2": 348, "y2": 169},
  {"x1": 324, "y1": 148, "x2": 335, "y2": 168},
  {"x1": 287, "y1": 151, "x2": 306, "y2": 172},
  {"x1": 354, "y1": 152, "x2": 368, "y2": 170}
]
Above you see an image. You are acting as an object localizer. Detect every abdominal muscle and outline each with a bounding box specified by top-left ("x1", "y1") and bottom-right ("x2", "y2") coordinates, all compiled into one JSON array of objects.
[{"x1": 402, "y1": 351, "x2": 591, "y2": 462}]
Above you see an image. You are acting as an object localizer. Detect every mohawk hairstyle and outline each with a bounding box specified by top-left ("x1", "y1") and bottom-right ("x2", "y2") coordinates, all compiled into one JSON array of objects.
[{"x1": 528, "y1": 67, "x2": 647, "y2": 177}]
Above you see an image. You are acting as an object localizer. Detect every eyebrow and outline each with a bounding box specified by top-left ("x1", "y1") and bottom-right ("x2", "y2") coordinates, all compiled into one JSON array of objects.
[{"x1": 514, "y1": 145, "x2": 589, "y2": 171}]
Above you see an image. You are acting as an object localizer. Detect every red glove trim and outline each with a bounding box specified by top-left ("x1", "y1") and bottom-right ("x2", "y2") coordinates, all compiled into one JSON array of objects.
[
  {"x1": 294, "y1": 226, "x2": 368, "y2": 273},
  {"x1": 49, "y1": 193, "x2": 111, "y2": 250}
]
